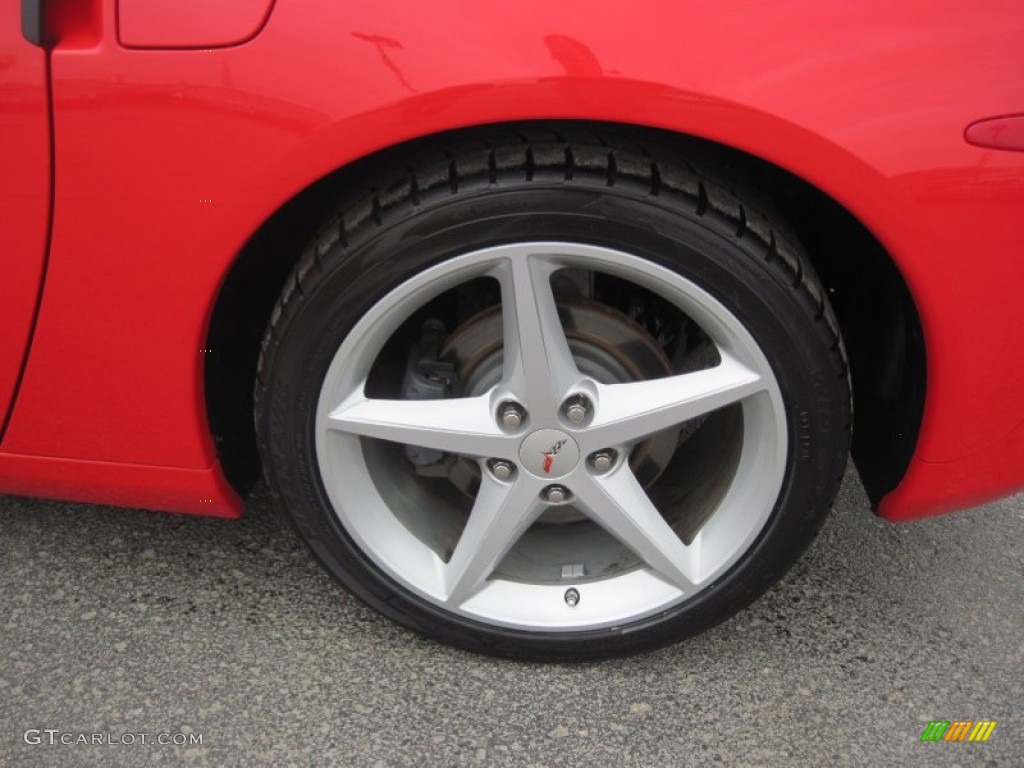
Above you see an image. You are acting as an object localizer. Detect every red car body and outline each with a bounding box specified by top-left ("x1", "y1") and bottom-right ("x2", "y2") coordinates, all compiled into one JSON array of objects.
[{"x1": 2, "y1": 0, "x2": 1022, "y2": 522}]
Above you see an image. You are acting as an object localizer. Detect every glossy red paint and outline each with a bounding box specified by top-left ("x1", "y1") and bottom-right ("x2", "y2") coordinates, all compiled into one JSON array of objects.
[
  {"x1": 965, "y1": 115, "x2": 1024, "y2": 152},
  {"x1": 0, "y1": 0, "x2": 1021, "y2": 519},
  {"x1": 0, "y1": 15, "x2": 49, "y2": 430},
  {"x1": 0, "y1": 452, "x2": 240, "y2": 517},
  {"x1": 880, "y1": 420, "x2": 1024, "y2": 522},
  {"x1": 118, "y1": 0, "x2": 276, "y2": 49}
]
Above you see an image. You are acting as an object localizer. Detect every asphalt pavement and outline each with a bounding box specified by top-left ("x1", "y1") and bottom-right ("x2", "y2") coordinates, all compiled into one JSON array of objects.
[{"x1": 1, "y1": 467, "x2": 1021, "y2": 767}]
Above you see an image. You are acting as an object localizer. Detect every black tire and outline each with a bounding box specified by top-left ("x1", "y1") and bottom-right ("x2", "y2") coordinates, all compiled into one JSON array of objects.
[{"x1": 256, "y1": 131, "x2": 851, "y2": 660}]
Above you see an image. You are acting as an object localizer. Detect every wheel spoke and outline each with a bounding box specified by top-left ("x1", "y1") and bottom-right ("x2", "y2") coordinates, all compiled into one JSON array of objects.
[
  {"x1": 586, "y1": 353, "x2": 764, "y2": 449},
  {"x1": 574, "y1": 467, "x2": 699, "y2": 592},
  {"x1": 443, "y1": 474, "x2": 544, "y2": 606},
  {"x1": 495, "y1": 252, "x2": 580, "y2": 419},
  {"x1": 326, "y1": 392, "x2": 514, "y2": 459}
]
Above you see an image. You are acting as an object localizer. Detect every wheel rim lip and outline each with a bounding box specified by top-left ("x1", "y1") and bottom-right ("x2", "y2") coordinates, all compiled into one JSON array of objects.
[{"x1": 314, "y1": 242, "x2": 788, "y2": 632}]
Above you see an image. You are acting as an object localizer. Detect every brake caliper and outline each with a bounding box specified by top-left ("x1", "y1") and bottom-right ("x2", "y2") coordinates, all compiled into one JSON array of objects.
[{"x1": 400, "y1": 319, "x2": 461, "y2": 471}]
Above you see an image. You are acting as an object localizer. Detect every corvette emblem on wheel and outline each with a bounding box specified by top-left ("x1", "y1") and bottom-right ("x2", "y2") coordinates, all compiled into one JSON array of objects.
[
  {"x1": 541, "y1": 439, "x2": 569, "y2": 474},
  {"x1": 518, "y1": 429, "x2": 580, "y2": 479}
]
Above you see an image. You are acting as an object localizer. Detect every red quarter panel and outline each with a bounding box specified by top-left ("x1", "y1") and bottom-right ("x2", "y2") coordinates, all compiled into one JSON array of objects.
[{"x1": 1, "y1": 0, "x2": 1021, "y2": 518}]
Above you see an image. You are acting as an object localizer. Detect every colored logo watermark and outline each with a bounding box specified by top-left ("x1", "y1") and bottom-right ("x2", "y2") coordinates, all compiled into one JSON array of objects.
[{"x1": 920, "y1": 720, "x2": 997, "y2": 742}]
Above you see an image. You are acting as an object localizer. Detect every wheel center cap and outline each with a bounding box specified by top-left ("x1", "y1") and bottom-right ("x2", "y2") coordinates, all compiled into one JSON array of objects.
[{"x1": 519, "y1": 429, "x2": 580, "y2": 479}]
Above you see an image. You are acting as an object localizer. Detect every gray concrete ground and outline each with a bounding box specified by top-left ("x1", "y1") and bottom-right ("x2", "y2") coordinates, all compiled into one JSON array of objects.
[{"x1": 1, "y1": 468, "x2": 1021, "y2": 767}]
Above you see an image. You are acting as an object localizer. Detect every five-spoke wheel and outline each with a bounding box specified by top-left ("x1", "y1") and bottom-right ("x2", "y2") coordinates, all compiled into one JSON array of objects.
[{"x1": 317, "y1": 243, "x2": 786, "y2": 629}]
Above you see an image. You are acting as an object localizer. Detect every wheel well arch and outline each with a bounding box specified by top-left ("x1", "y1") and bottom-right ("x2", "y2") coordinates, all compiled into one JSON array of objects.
[{"x1": 205, "y1": 120, "x2": 925, "y2": 505}]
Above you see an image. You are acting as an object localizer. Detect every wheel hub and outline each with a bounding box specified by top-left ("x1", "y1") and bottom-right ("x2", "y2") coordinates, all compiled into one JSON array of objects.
[
  {"x1": 518, "y1": 429, "x2": 580, "y2": 479},
  {"x1": 440, "y1": 298, "x2": 680, "y2": 508}
]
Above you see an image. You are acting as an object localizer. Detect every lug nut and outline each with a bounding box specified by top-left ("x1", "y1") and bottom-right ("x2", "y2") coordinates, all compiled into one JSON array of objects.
[
  {"x1": 543, "y1": 485, "x2": 570, "y2": 504},
  {"x1": 591, "y1": 450, "x2": 615, "y2": 473},
  {"x1": 489, "y1": 460, "x2": 514, "y2": 481},
  {"x1": 499, "y1": 402, "x2": 525, "y2": 430},
  {"x1": 563, "y1": 395, "x2": 590, "y2": 424}
]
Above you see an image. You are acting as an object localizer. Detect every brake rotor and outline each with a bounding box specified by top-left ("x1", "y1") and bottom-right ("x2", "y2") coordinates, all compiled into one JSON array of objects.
[{"x1": 439, "y1": 298, "x2": 682, "y2": 521}]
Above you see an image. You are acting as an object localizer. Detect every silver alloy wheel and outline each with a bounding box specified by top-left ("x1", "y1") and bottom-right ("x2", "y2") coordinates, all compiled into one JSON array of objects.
[{"x1": 314, "y1": 242, "x2": 787, "y2": 631}]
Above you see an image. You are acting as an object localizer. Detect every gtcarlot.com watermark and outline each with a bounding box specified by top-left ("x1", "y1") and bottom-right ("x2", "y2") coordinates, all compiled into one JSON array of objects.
[{"x1": 24, "y1": 729, "x2": 203, "y2": 747}]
